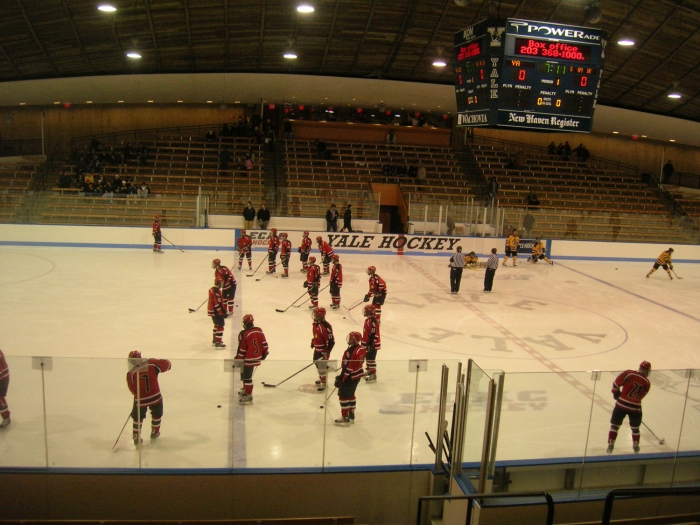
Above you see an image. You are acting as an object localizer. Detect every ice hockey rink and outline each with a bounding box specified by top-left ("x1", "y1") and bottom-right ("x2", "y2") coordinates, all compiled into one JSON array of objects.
[{"x1": 1, "y1": 239, "x2": 699, "y2": 473}]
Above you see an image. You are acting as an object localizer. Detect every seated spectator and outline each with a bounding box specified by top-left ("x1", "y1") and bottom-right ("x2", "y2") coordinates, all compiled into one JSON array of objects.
[
  {"x1": 245, "y1": 154, "x2": 254, "y2": 171},
  {"x1": 58, "y1": 171, "x2": 72, "y2": 188},
  {"x1": 205, "y1": 130, "x2": 217, "y2": 142},
  {"x1": 526, "y1": 189, "x2": 540, "y2": 208},
  {"x1": 138, "y1": 182, "x2": 150, "y2": 198},
  {"x1": 417, "y1": 164, "x2": 427, "y2": 182},
  {"x1": 386, "y1": 129, "x2": 397, "y2": 145}
]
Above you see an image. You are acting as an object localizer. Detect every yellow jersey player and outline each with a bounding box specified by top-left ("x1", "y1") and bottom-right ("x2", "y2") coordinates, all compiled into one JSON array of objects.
[
  {"x1": 646, "y1": 248, "x2": 674, "y2": 280},
  {"x1": 528, "y1": 238, "x2": 553, "y2": 265},
  {"x1": 465, "y1": 251, "x2": 478, "y2": 268},
  {"x1": 502, "y1": 230, "x2": 520, "y2": 267}
]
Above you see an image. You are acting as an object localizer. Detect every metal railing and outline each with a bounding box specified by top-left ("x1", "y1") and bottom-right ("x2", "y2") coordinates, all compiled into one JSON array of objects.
[
  {"x1": 416, "y1": 491, "x2": 554, "y2": 525},
  {"x1": 667, "y1": 171, "x2": 700, "y2": 190},
  {"x1": 602, "y1": 486, "x2": 700, "y2": 525}
]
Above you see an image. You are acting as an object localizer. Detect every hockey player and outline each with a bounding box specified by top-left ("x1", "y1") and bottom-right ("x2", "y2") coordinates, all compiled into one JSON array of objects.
[
  {"x1": 304, "y1": 256, "x2": 322, "y2": 308},
  {"x1": 329, "y1": 254, "x2": 343, "y2": 309},
  {"x1": 607, "y1": 361, "x2": 652, "y2": 454},
  {"x1": 0, "y1": 349, "x2": 10, "y2": 429},
  {"x1": 236, "y1": 314, "x2": 269, "y2": 404},
  {"x1": 208, "y1": 278, "x2": 227, "y2": 348},
  {"x1": 364, "y1": 266, "x2": 387, "y2": 320},
  {"x1": 237, "y1": 229, "x2": 253, "y2": 271},
  {"x1": 152, "y1": 214, "x2": 162, "y2": 253},
  {"x1": 311, "y1": 307, "x2": 335, "y2": 392},
  {"x1": 465, "y1": 251, "x2": 479, "y2": 268},
  {"x1": 279, "y1": 232, "x2": 292, "y2": 278},
  {"x1": 362, "y1": 305, "x2": 381, "y2": 383},
  {"x1": 267, "y1": 228, "x2": 280, "y2": 274},
  {"x1": 316, "y1": 236, "x2": 335, "y2": 274},
  {"x1": 528, "y1": 238, "x2": 553, "y2": 265},
  {"x1": 213, "y1": 258, "x2": 237, "y2": 316},
  {"x1": 127, "y1": 350, "x2": 171, "y2": 445},
  {"x1": 334, "y1": 331, "x2": 367, "y2": 426},
  {"x1": 502, "y1": 229, "x2": 520, "y2": 267},
  {"x1": 299, "y1": 231, "x2": 312, "y2": 272},
  {"x1": 646, "y1": 248, "x2": 674, "y2": 280}
]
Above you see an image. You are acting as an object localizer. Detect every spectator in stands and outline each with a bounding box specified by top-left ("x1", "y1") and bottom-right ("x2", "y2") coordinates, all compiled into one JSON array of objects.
[
  {"x1": 58, "y1": 171, "x2": 72, "y2": 188},
  {"x1": 417, "y1": 163, "x2": 426, "y2": 182},
  {"x1": 90, "y1": 137, "x2": 104, "y2": 152},
  {"x1": 610, "y1": 212, "x2": 621, "y2": 241},
  {"x1": 343, "y1": 204, "x2": 353, "y2": 232},
  {"x1": 243, "y1": 202, "x2": 256, "y2": 229},
  {"x1": 565, "y1": 217, "x2": 578, "y2": 239},
  {"x1": 326, "y1": 204, "x2": 339, "y2": 232},
  {"x1": 386, "y1": 129, "x2": 397, "y2": 145},
  {"x1": 244, "y1": 154, "x2": 254, "y2": 172},
  {"x1": 522, "y1": 211, "x2": 535, "y2": 238},
  {"x1": 563, "y1": 141, "x2": 572, "y2": 160},
  {"x1": 122, "y1": 143, "x2": 133, "y2": 164},
  {"x1": 103, "y1": 181, "x2": 114, "y2": 202},
  {"x1": 315, "y1": 139, "x2": 326, "y2": 160},
  {"x1": 138, "y1": 145, "x2": 148, "y2": 166},
  {"x1": 221, "y1": 123, "x2": 231, "y2": 137},
  {"x1": 526, "y1": 189, "x2": 540, "y2": 209},
  {"x1": 266, "y1": 128, "x2": 275, "y2": 152},
  {"x1": 556, "y1": 142, "x2": 565, "y2": 159},
  {"x1": 257, "y1": 204, "x2": 270, "y2": 230},
  {"x1": 487, "y1": 176, "x2": 499, "y2": 206},
  {"x1": 547, "y1": 141, "x2": 556, "y2": 156},
  {"x1": 283, "y1": 118, "x2": 293, "y2": 139},
  {"x1": 138, "y1": 182, "x2": 150, "y2": 198},
  {"x1": 662, "y1": 160, "x2": 674, "y2": 184},
  {"x1": 205, "y1": 130, "x2": 217, "y2": 142},
  {"x1": 447, "y1": 216, "x2": 456, "y2": 235},
  {"x1": 219, "y1": 147, "x2": 231, "y2": 172}
]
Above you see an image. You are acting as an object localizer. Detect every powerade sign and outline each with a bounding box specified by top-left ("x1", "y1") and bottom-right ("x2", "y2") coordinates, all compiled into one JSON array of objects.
[{"x1": 506, "y1": 20, "x2": 604, "y2": 43}]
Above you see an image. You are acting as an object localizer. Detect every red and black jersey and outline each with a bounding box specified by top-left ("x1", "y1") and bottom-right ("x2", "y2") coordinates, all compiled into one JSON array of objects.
[
  {"x1": 340, "y1": 344, "x2": 367, "y2": 383},
  {"x1": 368, "y1": 274, "x2": 387, "y2": 297},
  {"x1": 237, "y1": 235, "x2": 252, "y2": 254},
  {"x1": 306, "y1": 264, "x2": 321, "y2": 286},
  {"x1": 362, "y1": 317, "x2": 381, "y2": 351},
  {"x1": 330, "y1": 263, "x2": 343, "y2": 287},
  {"x1": 237, "y1": 327, "x2": 269, "y2": 367},
  {"x1": 0, "y1": 349, "x2": 8, "y2": 382},
  {"x1": 318, "y1": 241, "x2": 334, "y2": 259},
  {"x1": 300, "y1": 236, "x2": 312, "y2": 254},
  {"x1": 312, "y1": 320, "x2": 335, "y2": 355},
  {"x1": 208, "y1": 286, "x2": 226, "y2": 317},
  {"x1": 152, "y1": 220, "x2": 161, "y2": 236},
  {"x1": 127, "y1": 358, "x2": 171, "y2": 407},
  {"x1": 612, "y1": 370, "x2": 651, "y2": 413},
  {"x1": 214, "y1": 265, "x2": 237, "y2": 291},
  {"x1": 281, "y1": 239, "x2": 292, "y2": 256},
  {"x1": 268, "y1": 234, "x2": 280, "y2": 253}
]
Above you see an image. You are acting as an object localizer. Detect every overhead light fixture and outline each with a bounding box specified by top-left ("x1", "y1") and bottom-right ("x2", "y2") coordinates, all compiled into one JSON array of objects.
[
  {"x1": 54, "y1": 101, "x2": 61, "y2": 105},
  {"x1": 97, "y1": 4, "x2": 117, "y2": 12},
  {"x1": 177, "y1": 100, "x2": 184, "y2": 103},
  {"x1": 668, "y1": 81, "x2": 682, "y2": 99},
  {"x1": 297, "y1": 3, "x2": 314, "y2": 13},
  {"x1": 284, "y1": 39, "x2": 297, "y2": 59},
  {"x1": 432, "y1": 46, "x2": 447, "y2": 67},
  {"x1": 207, "y1": 100, "x2": 213, "y2": 103},
  {"x1": 19, "y1": 102, "x2": 26, "y2": 105},
  {"x1": 86, "y1": 101, "x2": 92, "y2": 104},
  {"x1": 118, "y1": 100, "x2": 124, "y2": 103},
  {"x1": 613, "y1": 131, "x2": 619, "y2": 134},
  {"x1": 617, "y1": 22, "x2": 634, "y2": 45},
  {"x1": 126, "y1": 52, "x2": 142, "y2": 59},
  {"x1": 670, "y1": 139, "x2": 676, "y2": 142},
  {"x1": 148, "y1": 100, "x2": 154, "y2": 103}
]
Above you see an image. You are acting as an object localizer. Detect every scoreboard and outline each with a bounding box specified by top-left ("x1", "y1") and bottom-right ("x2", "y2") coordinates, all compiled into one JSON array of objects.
[{"x1": 454, "y1": 19, "x2": 606, "y2": 132}]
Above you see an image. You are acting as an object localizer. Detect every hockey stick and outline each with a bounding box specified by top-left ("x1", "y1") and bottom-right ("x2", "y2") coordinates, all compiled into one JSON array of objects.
[
  {"x1": 346, "y1": 299, "x2": 365, "y2": 312},
  {"x1": 161, "y1": 235, "x2": 184, "y2": 253},
  {"x1": 246, "y1": 257, "x2": 267, "y2": 277},
  {"x1": 111, "y1": 413, "x2": 132, "y2": 450},
  {"x1": 262, "y1": 360, "x2": 318, "y2": 388},
  {"x1": 642, "y1": 421, "x2": 665, "y2": 445},
  {"x1": 188, "y1": 298, "x2": 207, "y2": 313},
  {"x1": 292, "y1": 284, "x2": 330, "y2": 308},
  {"x1": 256, "y1": 264, "x2": 278, "y2": 281},
  {"x1": 276, "y1": 290, "x2": 309, "y2": 313},
  {"x1": 672, "y1": 269, "x2": 683, "y2": 280},
  {"x1": 323, "y1": 386, "x2": 337, "y2": 403}
]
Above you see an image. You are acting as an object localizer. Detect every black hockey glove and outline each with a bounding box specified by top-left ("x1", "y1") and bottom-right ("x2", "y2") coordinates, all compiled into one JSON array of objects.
[
  {"x1": 613, "y1": 391, "x2": 620, "y2": 400},
  {"x1": 670, "y1": 264, "x2": 674, "y2": 270},
  {"x1": 334, "y1": 375, "x2": 341, "y2": 388},
  {"x1": 261, "y1": 352, "x2": 267, "y2": 360},
  {"x1": 364, "y1": 295, "x2": 370, "y2": 302},
  {"x1": 298, "y1": 247, "x2": 302, "y2": 253},
  {"x1": 303, "y1": 282, "x2": 309, "y2": 288}
]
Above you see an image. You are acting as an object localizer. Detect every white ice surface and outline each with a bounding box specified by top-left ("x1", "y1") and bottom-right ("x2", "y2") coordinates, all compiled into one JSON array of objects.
[{"x1": 1, "y1": 245, "x2": 699, "y2": 470}]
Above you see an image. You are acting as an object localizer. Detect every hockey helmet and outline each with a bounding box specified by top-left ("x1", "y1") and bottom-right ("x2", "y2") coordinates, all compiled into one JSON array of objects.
[
  {"x1": 271, "y1": 228, "x2": 278, "y2": 234},
  {"x1": 280, "y1": 232, "x2": 288, "y2": 239},
  {"x1": 316, "y1": 236, "x2": 323, "y2": 243},
  {"x1": 303, "y1": 230, "x2": 309, "y2": 236},
  {"x1": 639, "y1": 361, "x2": 652, "y2": 372},
  {"x1": 240, "y1": 229, "x2": 246, "y2": 235},
  {"x1": 212, "y1": 258, "x2": 221, "y2": 268},
  {"x1": 668, "y1": 247, "x2": 674, "y2": 253},
  {"x1": 367, "y1": 265, "x2": 376, "y2": 275},
  {"x1": 242, "y1": 314, "x2": 254, "y2": 328},
  {"x1": 312, "y1": 307, "x2": 326, "y2": 321},
  {"x1": 154, "y1": 214, "x2": 161, "y2": 220},
  {"x1": 346, "y1": 331, "x2": 362, "y2": 345},
  {"x1": 332, "y1": 254, "x2": 340, "y2": 261},
  {"x1": 363, "y1": 304, "x2": 376, "y2": 317},
  {"x1": 309, "y1": 256, "x2": 317, "y2": 263},
  {"x1": 469, "y1": 251, "x2": 476, "y2": 256},
  {"x1": 129, "y1": 350, "x2": 142, "y2": 359}
]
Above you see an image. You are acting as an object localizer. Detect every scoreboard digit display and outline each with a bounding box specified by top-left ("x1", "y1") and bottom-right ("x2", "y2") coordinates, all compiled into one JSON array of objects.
[{"x1": 454, "y1": 19, "x2": 606, "y2": 132}]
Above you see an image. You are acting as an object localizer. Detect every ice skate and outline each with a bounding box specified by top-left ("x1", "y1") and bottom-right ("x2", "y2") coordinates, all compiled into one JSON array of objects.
[
  {"x1": 364, "y1": 373, "x2": 377, "y2": 383},
  {"x1": 334, "y1": 417, "x2": 351, "y2": 426},
  {"x1": 646, "y1": 273, "x2": 650, "y2": 278},
  {"x1": 606, "y1": 440, "x2": 615, "y2": 454},
  {"x1": 527, "y1": 257, "x2": 532, "y2": 263},
  {"x1": 309, "y1": 304, "x2": 316, "y2": 309},
  {"x1": 238, "y1": 388, "x2": 246, "y2": 396},
  {"x1": 239, "y1": 394, "x2": 253, "y2": 404},
  {"x1": 133, "y1": 437, "x2": 142, "y2": 446},
  {"x1": 214, "y1": 342, "x2": 226, "y2": 349},
  {"x1": 0, "y1": 417, "x2": 10, "y2": 429},
  {"x1": 548, "y1": 260, "x2": 554, "y2": 265},
  {"x1": 348, "y1": 411, "x2": 355, "y2": 423},
  {"x1": 281, "y1": 273, "x2": 288, "y2": 278},
  {"x1": 315, "y1": 380, "x2": 322, "y2": 385},
  {"x1": 317, "y1": 384, "x2": 326, "y2": 392},
  {"x1": 633, "y1": 442, "x2": 640, "y2": 453},
  {"x1": 150, "y1": 431, "x2": 160, "y2": 440}
]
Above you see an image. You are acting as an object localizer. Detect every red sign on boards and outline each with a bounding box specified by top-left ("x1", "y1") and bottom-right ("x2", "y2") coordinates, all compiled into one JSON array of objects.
[{"x1": 457, "y1": 42, "x2": 482, "y2": 61}]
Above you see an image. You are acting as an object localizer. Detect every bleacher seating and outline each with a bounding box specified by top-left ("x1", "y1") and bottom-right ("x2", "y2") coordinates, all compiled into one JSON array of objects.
[{"x1": 0, "y1": 162, "x2": 40, "y2": 222}]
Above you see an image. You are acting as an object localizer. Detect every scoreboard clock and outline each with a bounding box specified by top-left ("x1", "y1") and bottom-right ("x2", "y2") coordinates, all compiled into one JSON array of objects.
[{"x1": 454, "y1": 19, "x2": 606, "y2": 132}]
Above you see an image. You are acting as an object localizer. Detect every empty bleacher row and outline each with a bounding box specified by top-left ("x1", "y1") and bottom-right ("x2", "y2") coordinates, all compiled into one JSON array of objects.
[{"x1": 0, "y1": 162, "x2": 41, "y2": 222}]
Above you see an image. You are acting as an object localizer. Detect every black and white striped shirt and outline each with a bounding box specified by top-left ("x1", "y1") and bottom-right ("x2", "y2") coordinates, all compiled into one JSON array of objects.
[
  {"x1": 486, "y1": 253, "x2": 499, "y2": 269},
  {"x1": 450, "y1": 252, "x2": 465, "y2": 268}
]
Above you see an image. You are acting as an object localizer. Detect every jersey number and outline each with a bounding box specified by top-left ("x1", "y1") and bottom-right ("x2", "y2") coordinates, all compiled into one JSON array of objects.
[
  {"x1": 140, "y1": 373, "x2": 151, "y2": 393},
  {"x1": 627, "y1": 382, "x2": 643, "y2": 400}
]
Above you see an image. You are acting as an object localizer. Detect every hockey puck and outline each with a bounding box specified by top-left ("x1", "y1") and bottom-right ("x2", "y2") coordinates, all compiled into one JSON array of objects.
[
  {"x1": 343, "y1": 316, "x2": 346, "y2": 319},
  {"x1": 615, "y1": 268, "x2": 618, "y2": 270},
  {"x1": 319, "y1": 405, "x2": 324, "y2": 409},
  {"x1": 217, "y1": 405, "x2": 221, "y2": 408}
]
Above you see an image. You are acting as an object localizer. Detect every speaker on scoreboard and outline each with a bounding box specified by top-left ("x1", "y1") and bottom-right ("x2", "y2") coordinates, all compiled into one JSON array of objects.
[{"x1": 454, "y1": 0, "x2": 470, "y2": 7}]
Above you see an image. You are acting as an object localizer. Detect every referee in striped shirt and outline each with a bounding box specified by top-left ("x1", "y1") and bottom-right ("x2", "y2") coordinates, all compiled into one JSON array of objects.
[
  {"x1": 484, "y1": 247, "x2": 499, "y2": 293},
  {"x1": 449, "y1": 246, "x2": 466, "y2": 294}
]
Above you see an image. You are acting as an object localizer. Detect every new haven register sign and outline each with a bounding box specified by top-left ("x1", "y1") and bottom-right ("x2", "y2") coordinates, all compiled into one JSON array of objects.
[{"x1": 454, "y1": 19, "x2": 607, "y2": 132}]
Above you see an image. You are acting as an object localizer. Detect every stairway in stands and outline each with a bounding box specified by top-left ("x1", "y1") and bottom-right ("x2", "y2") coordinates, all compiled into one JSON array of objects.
[{"x1": 262, "y1": 140, "x2": 288, "y2": 216}]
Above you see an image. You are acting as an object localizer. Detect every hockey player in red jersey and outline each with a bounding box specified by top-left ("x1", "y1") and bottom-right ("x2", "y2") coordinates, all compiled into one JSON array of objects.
[
  {"x1": 311, "y1": 307, "x2": 335, "y2": 392},
  {"x1": 364, "y1": 266, "x2": 387, "y2": 320},
  {"x1": 237, "y1": 229, "x2": 253, "y2": 271},
  {"x1": 279, "y1": 232, "x2": 292, "y2": 278},
  {"x1": 316, "y1": 236, "x2": 335, "y2": 274},
  {"x1": 299, "y1": 231, "x2": 312, "y2": 272},
  {"x1": 267, "y1": 228, "x2": 280, "y2": 274},
  {"x1": 152, "y1": 214, "x2": 162, "y2": 253},
  {"x1": 607, "y1": 361, "x2": 652, "y2": 454},
  {"x1": 212, "y1": 258, "x2": 237, "y2": 316},
  {"x1": 236, "y1": 314, "x2": 269, "y2": 404},
  {"x1": 127, "y1": 350, "x2": 171, "y2": 446},
  {"x1": 304, "y1": 256, "x2": 322, "y2": 308},
  {"x1": 362, "y1": 305, "x2": 381, "y2": 383},
  {"x1": 334, "y1": 331, "x2": 367, "y2": 426},
  {"x1": 329, "y1": 254, "x2": 343, "y2": 309},
  {"x1": 0, "y1": 349, "x2": 10, "y2": 429},
  {"x1": 208, "y1": 278, "x2": 228, "y2": 348}
]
